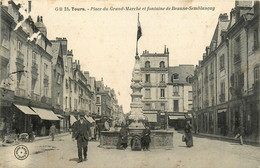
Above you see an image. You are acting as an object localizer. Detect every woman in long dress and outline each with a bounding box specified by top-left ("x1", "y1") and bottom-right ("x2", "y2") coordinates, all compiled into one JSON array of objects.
[{"x1": 184, "y1": 120, "x2": 193, "y2": 147}]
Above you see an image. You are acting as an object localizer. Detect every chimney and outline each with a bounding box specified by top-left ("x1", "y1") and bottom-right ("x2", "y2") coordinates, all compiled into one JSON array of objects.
[
  {"x1": 40, "y1": 16, "x2": 43, "y2": 22},
  {"x1": 28, "y1": 1, "x2": 31, "y2": 13},
  {"x1": 206, "y1": 47, "x2": 210, "y2": 56},
  {"x1": 218, "y1": 13, "x2": 228, "y2": 21},
  {"x1": 167, "y1": 48, "x2": 169, "y2": 54},
  {"x1": 203, "y1": 53, "x2": 206, "y2": 59},
  {"x1": 164, "y1": 45, "x2": 166, "y2": 54}
]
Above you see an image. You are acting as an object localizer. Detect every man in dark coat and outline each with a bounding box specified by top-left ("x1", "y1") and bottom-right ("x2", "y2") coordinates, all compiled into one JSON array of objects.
[
  {"x1": 72, "y1": 114, "x2": 91, "y2": 163},
  {"x1": 141, "y1": 125, "x2": 151, "y2": 151},
  {"x1": 117, "y1": 124, "x2": 128, "y2": 150}
]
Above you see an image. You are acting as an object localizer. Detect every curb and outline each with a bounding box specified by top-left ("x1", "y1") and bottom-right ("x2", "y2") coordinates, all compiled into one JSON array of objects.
[{"x1": 193, "y1": 133, "x2": 260, "y2": 146}]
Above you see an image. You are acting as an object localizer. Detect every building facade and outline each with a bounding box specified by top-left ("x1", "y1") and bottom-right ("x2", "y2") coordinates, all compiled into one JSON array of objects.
[{"x1": 192, "y1": 1, "x2": 260, "y2": 143}]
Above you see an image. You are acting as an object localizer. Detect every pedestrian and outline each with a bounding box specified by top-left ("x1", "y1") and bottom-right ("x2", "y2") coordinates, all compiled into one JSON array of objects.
[
  {"x1": 141, "y1": 125, "x2": 151, "y2": 151},
  {"x1": 104, "y1": 119, "x2": 110, "y2": 131},
  {"x1": 72, "y1": 114, "x2": 91, "y2": 163},
  {"x1": 49, "y1": 123, "x2": 56, "y2": 141},
  {"x1": 234, "y1": 125, "x2": 244, "y2": 145},
  {"x1": 117, "y1": 124, "x2": 128, "y2": 150},
  {"x1": 184, "y1": 120, "x2": 193, "y2": 147}
]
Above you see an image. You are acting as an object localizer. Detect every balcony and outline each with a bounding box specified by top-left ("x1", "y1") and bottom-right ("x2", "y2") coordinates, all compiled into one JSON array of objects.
[{"x1": 15, "y1": 88, "x2": 26, "y2": 97}]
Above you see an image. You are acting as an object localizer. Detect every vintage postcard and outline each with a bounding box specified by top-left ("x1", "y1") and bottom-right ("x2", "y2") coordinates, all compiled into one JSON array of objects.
[{"x1": 0, "y1": 0, "x2": 259, "y2": 167}]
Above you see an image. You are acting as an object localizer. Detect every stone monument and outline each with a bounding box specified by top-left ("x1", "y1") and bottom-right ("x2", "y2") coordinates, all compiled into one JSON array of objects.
[{"x1": 127, "y1": 55, "x2": 146, "y2": 132}]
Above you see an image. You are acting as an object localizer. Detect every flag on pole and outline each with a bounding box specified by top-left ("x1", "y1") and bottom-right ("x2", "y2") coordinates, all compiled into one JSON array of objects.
[{"x1": 137, "y1": 14, "x2": 142, "y2": 41}]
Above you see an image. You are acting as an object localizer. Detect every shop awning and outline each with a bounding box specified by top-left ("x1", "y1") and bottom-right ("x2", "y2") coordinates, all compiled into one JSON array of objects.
[
  {"x1": 85, "y1": 115, "x2": 95, "y2": 123},
  {"x1": 56, "y1": 114, "x2": 64, "y2": 119},
  {"x1": 70, "y1": 115, "x2": 77, "y2": 124},
  {"x1": 14, "y1": 104, "x2": 38, "y2": 115},
  {"x1": 32, "y1": 107, "x2": 59, "y2": 120},
  {"x1": 169, "y1": 115, "x2": 186, "y2": 120},
  {"x1": 144, "y1": 113, "x2": 157, "y2": 122}
]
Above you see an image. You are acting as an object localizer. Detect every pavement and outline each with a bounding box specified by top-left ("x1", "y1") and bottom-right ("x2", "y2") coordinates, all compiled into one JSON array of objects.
[{"x1": 0, "y1": 129, "x2": 259, "y2": 168}]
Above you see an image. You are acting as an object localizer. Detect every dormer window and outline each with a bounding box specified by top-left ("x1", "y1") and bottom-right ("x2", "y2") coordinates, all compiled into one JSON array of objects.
[
  {"x1": 171, "y1": 73, "x2": 179, "y2": 82},
  {"x1": 186, "y1": 75, "x2": 193, "y2": 84},
  {"x1": 145, "y1": 61, "x2": 150, "y2": 68},
  {"x1": 160, "y1": 61, "x2": 165, "y2": 68}
]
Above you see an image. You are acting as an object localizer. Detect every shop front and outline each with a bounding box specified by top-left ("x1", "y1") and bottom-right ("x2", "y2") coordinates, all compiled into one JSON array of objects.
[{"x1": 31, "y1": 107, "x2": 60, "y2": 136}]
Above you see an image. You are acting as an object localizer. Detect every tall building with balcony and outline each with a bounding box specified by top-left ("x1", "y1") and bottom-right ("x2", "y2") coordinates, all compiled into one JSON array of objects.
[
  {"x1": 192, "y1": 1, "x2": 260, "y2": 143},
  {"x1": 0, "y1": 1, "x2": 59, "y2": 137}
]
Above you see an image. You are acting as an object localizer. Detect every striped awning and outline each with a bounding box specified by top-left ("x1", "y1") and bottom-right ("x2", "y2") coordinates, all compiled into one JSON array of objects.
[
  {"x1": 32, "y1": 107, "x2": 59, "y2": 120},
  {"x1": 14, "y1": 104, "x2": 38, "y2": 115}
]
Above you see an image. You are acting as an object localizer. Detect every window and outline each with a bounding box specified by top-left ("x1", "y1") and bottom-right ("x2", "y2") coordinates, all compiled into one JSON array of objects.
[
  {"x1": 160, "y1": 88, "x2": 165, "y2": 98},
  {"x1": 188, "y1": 104, "x2": 193, "y2": 111},
  {"x1": 44, "y1": 86, "x2": 48, "y2": 96},
  {"x1": 145, "y1": 61, "x2": 150, "y2": 68},
  {"x1": 234, "y1": 36, "x2": 241, "y2": 63},
  {"x1": 66, "y1": 79, "x2": 68, "y2": 89},
  {"x1": 65, "y1": 97, "x2": 67, "y2": 108},
  {"x1": 145, "y1": 89, "x2": 151, "y2": 98},
  {"x1": 186, "y1": 75, "x2": 193, "y2": 84},
  {"x1": 69, "y1": 97, "x2": 72, "y2": 109},
  {"x1": 173, "y1": 85, "x2": 179, "y2": 95},
  {"x1": 97, "y1": 87, "x2": 100, "y2": 92},
  {"x1": 174, "y1": 100, "x2": 179, "y2": 112},
  {"x1": 97, "y1": 107, "x2": 100, "y2": 114},
  {"x1": 17, "y1": 41, "x2": 22, "y2": 51},
  {"x1": 160, "y1": 74, "x2": 165, "y2": 82},
  {"x1": 220, "y1": 81, "x2": 225, "y2": 102},
  {"x1": 253, "y1": 28, "x2": 259, "y2": 50},
  {"x1": 205, "y1": 66, "x2": 208, "y2": 81},
  {"x1": 97, "y1": 97, "x2": 100, "y2": 104},
  {"x1": 210, "y1": 62, "x2": 214, "y2": 74},
  {"x1": 188, "y1": 91, "x2": 192, "y2": 101},
  {"x1": 160, "y1": 61, "x2": 165, "y2": 68},
  {"x1": 74, "y1": 99, "x2": 77, "y2": 110},
  {"x1": 161, "y1": 103, "x2": 165, "y2": 111},
  {"x1": 145, "y1": 103, "x2": 151, "y2": 110},
  {"x1": 172, "y1": 73, "x2": 179, "y2": 81},
  {"x1": 145, "y1": 74, "x2": 150, "y2": 83},
  {"x1": 220, "y1": 54, "x2": 225, "y2": 71},
  {"x1": 44, "y1": 63, "x2": 48, "y2": 71},
  {"x1": 57, "y1": 73, "x2": 61, "y2": 84},
  {"x1": 57, "y1": 93, "x2": 60, "y2": 105},
  {"x1": 254, "y1": 65, "x2": 260, "y2": 82},
  {"x1": 32, "y1": 52, "x2": 37, "y2": 64},
  {"x1": 74, "y1": 83, "x2": 77, "y2": 93}
]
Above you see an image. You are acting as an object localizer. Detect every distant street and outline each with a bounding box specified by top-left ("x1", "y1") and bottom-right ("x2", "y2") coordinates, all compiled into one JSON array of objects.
[{"x1": 1, "y1": 130, "x2": 259, "y2": 168}]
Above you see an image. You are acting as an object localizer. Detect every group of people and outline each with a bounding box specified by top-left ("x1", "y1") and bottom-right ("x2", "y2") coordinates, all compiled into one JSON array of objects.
[{"x1": 117, "y1": 124, "x2": 151, "y2": 151}]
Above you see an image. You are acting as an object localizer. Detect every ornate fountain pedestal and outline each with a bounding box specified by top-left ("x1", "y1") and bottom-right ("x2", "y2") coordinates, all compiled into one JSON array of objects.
[{"x1": 99, "y1": 55, "x2": 173, "y2": 150}]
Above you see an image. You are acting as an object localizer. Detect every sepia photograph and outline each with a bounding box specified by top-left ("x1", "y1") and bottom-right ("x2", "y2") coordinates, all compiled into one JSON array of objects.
[{"x1": 0, "y1": 0, "x2": 259, "y2": 167}]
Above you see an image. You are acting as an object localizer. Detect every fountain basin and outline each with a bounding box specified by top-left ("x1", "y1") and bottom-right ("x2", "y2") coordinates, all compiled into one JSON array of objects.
[{"x1": 100, "y1": 130, "x2": 173, "y2": 149}]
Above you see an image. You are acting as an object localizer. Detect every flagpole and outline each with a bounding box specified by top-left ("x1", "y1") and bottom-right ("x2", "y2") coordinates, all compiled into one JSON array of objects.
[{"x1": 136, "y1": 13, "x2": 139, "y2": 56}]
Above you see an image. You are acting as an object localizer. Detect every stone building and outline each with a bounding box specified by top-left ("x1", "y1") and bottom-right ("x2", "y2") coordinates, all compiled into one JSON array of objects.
[
  {"x1": 139, "y1": 47, "x2": 169, "y2": 129},
  {"x1": 167, "y1": 65, "x2": 194, "y2": 129},
  {"x1": 192, "y1": 1, "x2": 260, "y2": 143},
  {"x1": 0, "y1": 1, "x2": 60, "y2": 137},
  {"x1": 95, "y1": 79, "x2": 121, "y2": 120}
]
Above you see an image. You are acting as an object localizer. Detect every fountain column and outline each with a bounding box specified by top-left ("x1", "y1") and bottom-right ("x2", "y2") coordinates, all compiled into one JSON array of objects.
[{"x1": 127, "y1": 55, "x2": 146, "y2": 132}]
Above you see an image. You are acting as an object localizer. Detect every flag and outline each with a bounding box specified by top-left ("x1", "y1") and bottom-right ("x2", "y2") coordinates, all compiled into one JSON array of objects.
[{"x1": 137, "y1": 15, "x2": 142, "y2": 41}]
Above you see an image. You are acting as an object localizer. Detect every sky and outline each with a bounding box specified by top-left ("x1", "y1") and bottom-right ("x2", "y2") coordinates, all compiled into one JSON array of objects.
[{"x1": 3, "y1": 0, "x2": 236, "y2": 113}]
